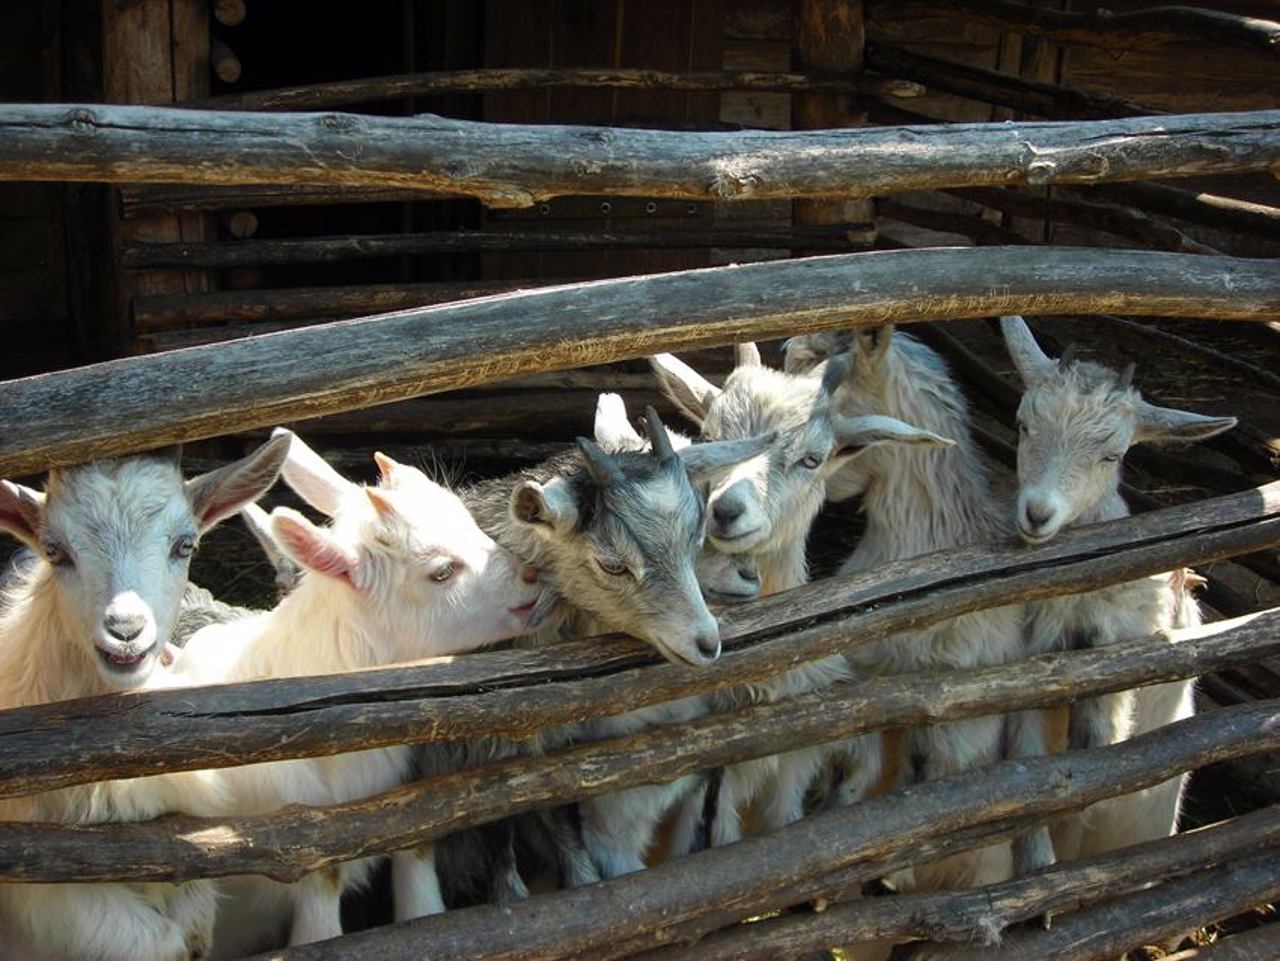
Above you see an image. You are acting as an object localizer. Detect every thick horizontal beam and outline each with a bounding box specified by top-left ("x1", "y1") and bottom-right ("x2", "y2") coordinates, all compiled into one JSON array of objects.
[
  {"x1": 634, "y1": 806, "x2": 1280, "y2": 960},
  {"x1": 873, "y1": 0, "x2": 1280, "y2": 57},
  {"x1": 2, "y1": 481, "x2": 1276, "y2": 799},
  {"x1": 239, "y1": 700, "x2": 1280, "y2": 961},
  {"x1": 191, "y1": 67, "x2": 924, "y2": 111},
  {"x1": 3, "y1": 104, "x2": 1279, "y2": 207},
  {"x1": 2, "y1": 246, "x2": 1277, "y2": 476}
]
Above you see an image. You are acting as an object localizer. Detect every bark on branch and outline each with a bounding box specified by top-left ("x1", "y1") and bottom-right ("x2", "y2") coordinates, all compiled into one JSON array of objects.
[
  {"x1": 1, "y1": 481, "x2": 1276, "y2": 799},
  {"x1": 2, "y1": 104, "x2": 1279, "y2": 206},
  {"x1": 1, "y1": 247, "x2": 1277, "y2": 476}
]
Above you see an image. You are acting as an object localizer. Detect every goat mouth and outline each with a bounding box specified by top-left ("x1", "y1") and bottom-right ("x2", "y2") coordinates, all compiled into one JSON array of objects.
[
  {"x1": 702, "y1": 588, "x2": 757, "y2": 605},
  {"x1": 709, "y1": 529, "x2": 764, "y2": 550},
  {"x1": 96, "y1": 643, "x2": 158, "y2": 672},
  {"x1": 1017, "y1": 527, "x2": 1055, "y2": 546}
]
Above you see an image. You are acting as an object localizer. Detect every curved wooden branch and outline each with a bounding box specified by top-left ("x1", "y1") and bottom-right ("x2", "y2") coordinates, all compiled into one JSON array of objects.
[
  {"x1": 872, "y1": 0, "x2": 1280, "y2": 57},
  {"x1": 1, "y1": 481, "x2": 1276, "y2": 799},
  {"x1": 632, "y1": 806, "x2": 1280, "y2": 960},
  {"x1": 189, "y1": 67, "x2": 924, "y2": 111},
  {"x1": 2, "y1": 621, "x2": 1279, "y2": 884},
  {"x1": 229, "y1": 700, "x2": 1280, "y2": 960},
  {"x1": 2, "y1": 247, "x2": 1278, "y2": 476},
  {"x1": 2, "y1": 104, "x2": 1279, "y2": 206}
]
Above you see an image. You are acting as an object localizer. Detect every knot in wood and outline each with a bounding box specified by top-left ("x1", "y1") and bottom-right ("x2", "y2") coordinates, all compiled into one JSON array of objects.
[
  {"x1": 319, "y1": 114, "x2": 358, "y2": 133},
  {"x1": 65, "y1": 108, "x2": 98, "y2": 134}
]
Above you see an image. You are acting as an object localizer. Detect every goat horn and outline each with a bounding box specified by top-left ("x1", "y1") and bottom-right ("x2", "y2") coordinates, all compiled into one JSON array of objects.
[
  {"x1": 1058, "y1": 342, "x2": 1079, "y2": 370},
  {"x1": 734, "y1": 342, "x2": 762, "y2": 368},
  {"x1": 576, "y1": 437, "x2": 625, "y2": 489},
  {"x1": 1118, "y1": 362, "x2": 1136, "y2": 390},
  {"x1": 819, "y1": 352, "x2": 852, "y2": 399},
  {"x1": 642, "y1": 406, "x2": 678, "y2": 465}
]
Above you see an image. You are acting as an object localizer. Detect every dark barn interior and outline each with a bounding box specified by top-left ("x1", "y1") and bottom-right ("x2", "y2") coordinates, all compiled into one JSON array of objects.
[{"x1": 1, "y1": 1, "x2": 1279, "y2": 958}]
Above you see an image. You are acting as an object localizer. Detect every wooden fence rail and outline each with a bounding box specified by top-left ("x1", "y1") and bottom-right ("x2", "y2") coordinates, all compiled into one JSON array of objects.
[
  {"x1": 231, "y1": 700, "x2": 1280, "y2": 961},
  {"x1": 3, "y1": 480, "x2": 1276, "y2": 799},
  {"x1": 1, "y1": 247, "x2": 1277, "y2": 476},
  {"x1": 3, "y1": 105, "x2": 1279, "y2": 208}
]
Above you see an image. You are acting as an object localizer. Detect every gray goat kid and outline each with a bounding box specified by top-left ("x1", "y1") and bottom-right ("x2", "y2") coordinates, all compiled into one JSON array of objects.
[
  {"x1": 393, "y1": 413, "x2": 777, "y2": 886},
  {"x1": 786, "y1": 325, "x2": 1032, "y2": 888},
  {"x1": 651, "y1": 343, "x2": 953, "y2": 853},
  {"x1": 1001, "y1": 314, "x2": 1236, "y2": 864}
]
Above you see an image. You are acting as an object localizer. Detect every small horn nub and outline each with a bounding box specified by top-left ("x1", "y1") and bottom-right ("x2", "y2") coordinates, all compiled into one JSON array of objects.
[
  {"x1": 1118, "y1": 362, "x2": 1136, "y2": 390},
  {"x1": 576, "y1": 437, "x2": 624, "y2": 489},
  {"x1": 818, "y1": 351, "x2": 852, "y2": 400},
  {"x1": 643, "y1": 406, "x2": 678, "y2": 465},
  {"x1": 734, "y1": 342, "x2": 762, "y2": 368},
  {"x1": 1058, "y1": 342, "x2": 1079, "y2": 371}
]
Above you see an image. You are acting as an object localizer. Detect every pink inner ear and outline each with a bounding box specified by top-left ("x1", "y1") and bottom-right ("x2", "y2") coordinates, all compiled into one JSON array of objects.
[
  {"x1": 0, "y1": 482, "x2": 41, "y2": 547},
  {"x1": 274, "y1": 517, "x2": 357, "y2": 583}
]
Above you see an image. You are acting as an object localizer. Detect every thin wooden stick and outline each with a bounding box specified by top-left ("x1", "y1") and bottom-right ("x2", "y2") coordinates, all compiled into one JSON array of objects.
[
  {"x1": 4, "y1": 104, "x2": 1280, "y2": 207},
  {"x1": 189, "y1": 67, "x2": 924, "y2": 111},
  {"x1": 122, "y1": 224, "x2": 872, "y2": 269},
  {"x1": 904, "y1": 849, "x2": 1280, "y2": 960},
  {"x1": 1, "y1": 479, "x2": 1276, "y2": 799},
  {"x1": 865, "y1": 43, "x2": 1154, "y2": 120},
  {"x1": 2, "y1": 246, "x2": 1278, "y2": 476},
  {"x1": 871, "y1": 0, "x2": 1280, "y2": 57},
  {"x1": 631, "y1": 806, "x2": 1280, "y2": 960}
]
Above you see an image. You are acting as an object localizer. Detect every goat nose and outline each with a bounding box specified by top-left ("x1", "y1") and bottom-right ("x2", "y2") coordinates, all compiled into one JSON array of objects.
[
  {"x1": 713, "y1": 498, "x2": 745, "y2": 527},
  {"x1": 104, "y1": 612, "x2": 147, "y2": 642},
  {"x1": 737, "y1": 564, "x2": 760, "y2": 584},
  {"x1": 695, "y1": 631, "x2": 722, "y2": 661},
  {"x1": 1023, "y1": 502, "x2": 1054, "y2": 529},
  {"x1": 520, "y1": 565, "x2": 540, "y2": 585}
]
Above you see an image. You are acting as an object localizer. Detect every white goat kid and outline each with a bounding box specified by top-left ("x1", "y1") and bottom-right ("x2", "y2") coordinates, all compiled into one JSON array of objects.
[
  {"x1": 651, "y1": 344, "x2": 953, "y2": 853},
  {"x1": 788, "y1": 325, "x2": 1033, "y2": 888},
  {"x1": 1001, "y1": 314, "x2": 1236, "y2": 862},
  {"x1": 167, "y1": 433, "x2": 544, "y2": 956},
  {"x1": 0, "y1": 439, "x2": 289, "y2": 961}
]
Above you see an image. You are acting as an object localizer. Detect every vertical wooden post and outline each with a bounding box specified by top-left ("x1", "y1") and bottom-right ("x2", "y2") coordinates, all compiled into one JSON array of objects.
[
  {"x1": 791, "y1": 0, "x2": 876, "y2": 251},
  {"x1": 102, "y1": 0, "x2": 213, "y2": 354}
]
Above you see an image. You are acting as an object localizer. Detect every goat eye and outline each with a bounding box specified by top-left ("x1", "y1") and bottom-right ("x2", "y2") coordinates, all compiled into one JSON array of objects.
[
  {"x1": 172, "y1": 534, "x2": 196, "y2": 559},
  {"x1": 798, "y1": 453, "x2": 823, "y2": 470},
  {"x1": 1101, "y1": 453, "x2": 1122, "y2": 464},
  {"x1": 596, "y1": 556, "x2": 628, "y2": 577},
  {"x1": 43, "y1": 543, "x2": 72, "y2": 568},
  {"x1": 1017, "y1": 422, "x2": 1028, "y2": 436},
  {"x1": 427, "y1": 560, "x2": 457, "y2": 583}
]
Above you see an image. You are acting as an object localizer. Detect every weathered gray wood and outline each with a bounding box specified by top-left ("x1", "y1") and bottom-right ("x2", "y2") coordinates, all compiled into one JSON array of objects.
[
  {"x1": 632, "y1": 806, "x2": 1280, "y2": 960},
  {"x1": 122, "y1": 224, "x2": 871, "y2": 269},
  {"x1": 3, "y1": 104, "x2": 1280, "y2": 207},
  {"x1": 212, "y1": 700, "x2": 1280, "y2": 960},
  {"x1": 122, "y1": 183, "x2": 447, "y2": 214},
  {"x1": 904, "y1": 850, "x2": 1280, "y2": 961},
  {"x1": 873, "y1": 0, "x2": 1280, "y2": 56},
  {"x1": 2, "y1": 481, "x2": 1276, "y2": 799},
  {"x1": 3, "y1": 246, "x2": 1279, "y2": 476},
  {"x1": 190, "y1": 67, "x2": 924, "y2": 111},
  {"x1": 865, "y1": 43, "x2": 1154, "y2": 120}
]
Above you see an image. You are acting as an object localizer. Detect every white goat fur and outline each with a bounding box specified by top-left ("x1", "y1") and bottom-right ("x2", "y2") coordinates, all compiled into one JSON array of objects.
[
  {"x1": 798, "y1": 326, "x2": 1030, "y2": 889},
  {"x1": 166, "y1": 437, "x2": 541, "y2": 956},
  {"x1": 1001, "y1": 315, "x2": 1236, "y2": 863},
  {"x1": 650, "y1": 350, "x2": 952, "y2": 854},
  {"x1": 0, "y1": 442, "x2": 287, "y2": 961}
]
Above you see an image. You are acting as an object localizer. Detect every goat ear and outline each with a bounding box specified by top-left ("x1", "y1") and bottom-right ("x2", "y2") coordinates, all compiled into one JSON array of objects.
[
  {"x1": 649, "y1": 353, "x2": 720, "y2": 426},
  {"x1": 511, "y1": 479, "x2": 579, "y2": 537},
  {"x1": 852, "y1": 325, "x2": 894, "y2": 365},
  {"x1": 373, "y1": 451, "x2": 406, "y2": 487},
  {"x1": 679, "y1": 433, "x2": 775, "y2": 481},
  {"x1": 1133, "y1": 403, "x2": 1237, "y2": 445},
  {"x1": 594, "y1": 393, "x2": 644, "y2": 450},
  {"x1": 187, "y1": 433, "x2": 290, "y2": 533},
  {"x1": 239, "y1": 502, "x2": 293, "y2": 578},
  {"x1": 1000, "y1": 315, "x2": 1055, "y2": 385},
  {"x1": 832, "y1": 414, "x2": 955, "y2": 457},
  {"x1": 272, "y1": 427, "x2": 353, "y2": 516},
  {"x1": 0, "y1": 480, "x2": 44, "y2": 551},
  {"x1": 269, "y1": 507, "x2": 359, "y2": 584}
]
